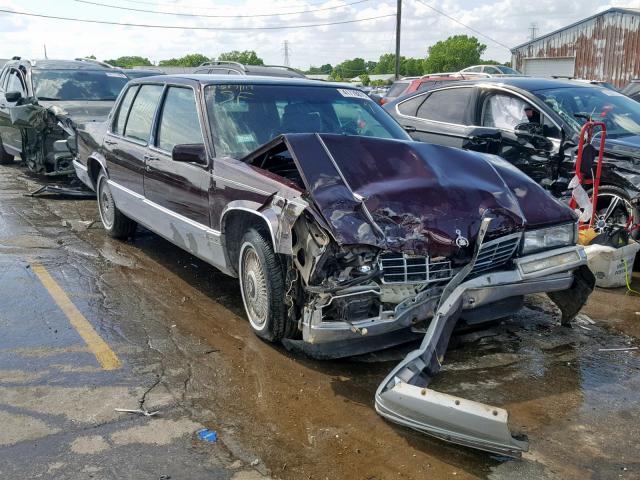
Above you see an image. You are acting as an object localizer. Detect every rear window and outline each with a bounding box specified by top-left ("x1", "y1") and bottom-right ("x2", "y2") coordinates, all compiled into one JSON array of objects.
[
  {"x1": 205, "y1": 84, "x2": 409, "y2": 157},
  {"x1": 123, "y1": 84, "x2": 163, "y2": 142},
  {"x1": 32, "y1": 69, "x2": 129, "y2": 101},
  {"x1": 386, "y1": 81, "x2": 409, "y2": 98}
]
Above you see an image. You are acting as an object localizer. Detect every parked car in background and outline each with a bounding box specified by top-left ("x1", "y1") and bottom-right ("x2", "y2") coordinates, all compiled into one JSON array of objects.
[
  {"x1": 460, "y1": 64, "x2": 522, "y2": 75},
  {"x1": 385, "y1": 77, "x2": 640, "y2": 231},
  {"x1": 0, "y1": 57, "x2": 129, "y2": 175},
  {"x1": 74, "y1": 74, "x2": 593, "y2": 457},
  {"x1": 378, "y1": 77, "x2": 417, "y2": 104},
  {"x1": 124, "y1": 69, "x2": 165, "y2": 79},
  {"x1": 622, "y1": 78, "x2": 640, "y2": 101},
  {"x1": 571, "y1": 78, "x2": 618, "y2": 90},
  {"x1": 194, "y1": 61, "x2": 306, "y2": 78}
]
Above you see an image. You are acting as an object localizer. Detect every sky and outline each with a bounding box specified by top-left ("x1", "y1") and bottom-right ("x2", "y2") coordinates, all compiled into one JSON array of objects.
[{"x1": 0, "y1": 0, "x2": 638, "y2": 70}]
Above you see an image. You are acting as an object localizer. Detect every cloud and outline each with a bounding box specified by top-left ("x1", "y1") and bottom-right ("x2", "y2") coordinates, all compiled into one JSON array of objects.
[{"x1": 0, "y1": 0, "x2": 633, "y2": 68}]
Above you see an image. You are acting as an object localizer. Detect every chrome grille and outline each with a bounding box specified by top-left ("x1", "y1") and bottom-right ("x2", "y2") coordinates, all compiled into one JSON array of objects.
[
  {"x1": 471, "y1": 233, "x2": 522, "y2": 274},
  {"x1": 379, "y1": 253, "x2": 452, "y2": 284}
]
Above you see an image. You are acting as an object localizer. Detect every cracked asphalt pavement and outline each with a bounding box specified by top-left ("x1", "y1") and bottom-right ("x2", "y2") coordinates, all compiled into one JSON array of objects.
[{"x1": 0, "y1": 162, "x2": 639, "y2": 480}]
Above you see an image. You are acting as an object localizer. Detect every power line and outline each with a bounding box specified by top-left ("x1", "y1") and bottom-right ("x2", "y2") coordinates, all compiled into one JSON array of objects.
[
  {"x1": 0, "y1": 8, "x2": 395, "y2": 30},
  {"x1": 411, "y1": 0, "x2": 512, "y2": 50},
  {"x1": 72, "y1": 0, "x2": 373, "y2": 18},
  {"x1": 117, "y1": 0, "x2": 332, "y2": 10}
]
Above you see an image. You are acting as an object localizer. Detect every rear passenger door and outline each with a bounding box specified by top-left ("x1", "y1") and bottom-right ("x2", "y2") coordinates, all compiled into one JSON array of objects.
[
  {"x1": 394, "y1": 87, "x2": 478, "y2": 149},
  {"x1": 144, "y1": 85, "x2": 210, "y2": 227},
  {"x1": 104, "y1": 83, "x2": 164, "y2": 195}
]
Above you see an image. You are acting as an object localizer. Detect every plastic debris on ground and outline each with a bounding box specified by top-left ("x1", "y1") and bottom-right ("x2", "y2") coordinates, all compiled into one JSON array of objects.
[{"x1": 197, "y1": 429, "x2": 218, "y2": 443}]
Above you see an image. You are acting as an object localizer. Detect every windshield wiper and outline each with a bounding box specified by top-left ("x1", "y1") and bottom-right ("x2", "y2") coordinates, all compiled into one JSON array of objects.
[{"x1": 35, "y1": 97, "x2": 61, "y2": 101}]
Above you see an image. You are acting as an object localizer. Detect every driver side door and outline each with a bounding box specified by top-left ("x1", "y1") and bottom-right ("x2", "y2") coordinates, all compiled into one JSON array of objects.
[
  {"x1": 477, "y1": 89, "x2": 563, "y2": 185},
  {"x1": 0, "y1": 68, "x2": 28, "y2": 155}
]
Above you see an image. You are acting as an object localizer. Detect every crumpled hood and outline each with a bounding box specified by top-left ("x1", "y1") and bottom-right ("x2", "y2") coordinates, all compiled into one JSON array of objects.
[
  {"x1": 601, "y1": 135, "x2": 640, "y2": 160},
  {"x1": 37, "y1": 100, "x2": 114, "y2": 124},
  {"x1": 284, "y1": 133, "x2": 575, "y2": 258}
]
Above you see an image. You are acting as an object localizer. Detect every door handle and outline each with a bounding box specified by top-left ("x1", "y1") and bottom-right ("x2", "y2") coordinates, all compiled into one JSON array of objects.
[
  {"x1": 144, "y1": 154, "x2": 159, "y2": 161},
  {"x1": 403, "y1": 125, "x2": 417, "y2": 132},
  {"x1": 104, "y1": 139, "x2": 117, "y2": 146}
]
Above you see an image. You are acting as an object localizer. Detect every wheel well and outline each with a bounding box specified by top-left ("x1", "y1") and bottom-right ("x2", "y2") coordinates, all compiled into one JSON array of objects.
[
  {"x1": 222, "y1": 210, "x2": 274, "y2": 275},
  {"x1": 87, "y1": 158, "x2": 103, "y2": 188}
]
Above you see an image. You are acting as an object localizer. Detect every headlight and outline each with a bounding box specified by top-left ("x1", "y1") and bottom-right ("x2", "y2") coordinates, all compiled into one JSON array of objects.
[{"x1": 522, "y1": 223, "x2": 576, "y2": 255}]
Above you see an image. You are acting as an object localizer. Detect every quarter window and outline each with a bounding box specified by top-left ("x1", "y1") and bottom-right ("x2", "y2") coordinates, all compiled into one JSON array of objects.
[
  {"x1": 397, "y1": 94, "x2": 426, "y2": 116},
  {"x1": 157, "y1": 87, "x2": 203, "y2": 152},
  {"x1": 113, "y1": 86, "x2": 137, "y2": 135},
  {"x1": 123, "y1": 84, "x2": 163, "y2": 142},
  {"x1": 415, "y1": 88, "x2": 472, "y2": 125}
]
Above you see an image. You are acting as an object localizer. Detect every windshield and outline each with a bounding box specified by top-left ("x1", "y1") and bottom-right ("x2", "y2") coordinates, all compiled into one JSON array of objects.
[
  {"x1": 205, "y1": 84, "x2": 409, "y2": 158},
  {"x1": 496, "y1": 66, "x2": 520, "y2": 74},
  {"x1": 32, "y1": 69, "x2": 129, "y2": 101},
  {"x1": 534, "y1": 86, "x2": 640, "y2": 138}
]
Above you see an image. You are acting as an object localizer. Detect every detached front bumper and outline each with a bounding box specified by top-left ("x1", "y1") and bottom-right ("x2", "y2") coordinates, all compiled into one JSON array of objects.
[
  {"x1": 300, "y1": 246, "x2": 588, "y2": 351},
  {"x1": 375, "y1": 245, "x2": 593, "y2": 457}
]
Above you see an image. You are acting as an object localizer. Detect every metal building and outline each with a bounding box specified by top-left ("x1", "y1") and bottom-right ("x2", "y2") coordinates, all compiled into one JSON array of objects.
[{"x1": 511, "y1": 8, "x2": 640, "y2": 87}]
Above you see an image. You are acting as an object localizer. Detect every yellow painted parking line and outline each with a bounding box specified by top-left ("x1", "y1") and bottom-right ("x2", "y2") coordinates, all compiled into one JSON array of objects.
[{"x1": 31, "y1": 263, "x2": 121, "y2": 370}]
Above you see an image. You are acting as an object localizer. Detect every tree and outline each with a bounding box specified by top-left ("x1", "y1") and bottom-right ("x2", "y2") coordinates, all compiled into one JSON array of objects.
[
  {"x1": 306, "y1": 64, "x2": 333, "y2": 75},
  {"x1": 87, "y1": 55, "x2": 96, "y2": 60},
  {"x1": 373, "y1": 53, "x2": 398, "y2": 74},
  {"x1": 423, "y1": 35, "x2": 486, "y2": 73},
  {"x1": 333, "y1": 58, "x2": 366, "y2": 79},
  {"x1": 217, "y1": 50, "x2": 264, "y2": 65},
  {"x1": 105, "y1": 56, "x2": 153, "y2": 68},
  {"x1": 159, "y1": 53, "x2": 210, "y2": 67},
  {"x1": 373, "y1": 53, "x2": 424, "y2": 76},
  {"x1": 365, "y1": 60, "x2": 377, "y2": 73},
  {"x1": 402, "y1": 57, "x2": 425, "y2": 76},
  {"x1": 359, "y1": 74, "x2": 370, "y2": 86}
]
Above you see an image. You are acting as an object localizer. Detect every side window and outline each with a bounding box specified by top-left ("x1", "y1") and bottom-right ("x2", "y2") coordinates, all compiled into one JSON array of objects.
[
  {"x1": 415, "y1": 88, "x2": 473, "y2": 125},
  {"x1": 112, "y1": 86, "x2": 137, "y2": 135},
  {"x1": 481, "y1": 93, "x2": 560, "y2": 138},
  {"x1": 466, "y1": 66, "x2": 482, "y2": 73},
  {"x1": 397, "y1": 94, "x2": 426, "y2": 116},
  {"x1": 481, "y1": 94, "x2": 529, "y2": 130},
  {"x1": 416, "y1": 81, "x2": 436, "y2": 92},
  {"x1": 7, "y1": 70, "x2": 26, "y2": 97},
  {"x1": 157, "y1": 87, "x2": 203, "y2": 152},
  {"x1": 484, "y1": 66, "x2": 501, "y2": 74},
  {"x1": 123, "y1": 84, "x2": 163, "y2": 142},
  {"x1": 209, "y1": 68, "x2": 229, "y2": 74}
]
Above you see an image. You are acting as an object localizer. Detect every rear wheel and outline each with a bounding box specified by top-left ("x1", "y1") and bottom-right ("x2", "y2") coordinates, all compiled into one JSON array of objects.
[
  {"x1": 96, "y1": 171, "x2": 137, "y2": 239},
  {"x1": 239, "y1": 229, "x2": 291, "y2": 342}
]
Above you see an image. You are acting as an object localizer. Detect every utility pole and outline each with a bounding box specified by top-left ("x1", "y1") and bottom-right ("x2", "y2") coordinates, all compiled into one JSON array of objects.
[
  {"x1": 43, "y1": 44, "x2": 48, "y2": 59},
  {"x1": 395, "y1": 0, "x2": 402, "y2": 80},
  {"x1": 529, "y1": 22, "x2": 538, "y2": 41},
  {"x1": 283, "y1": 40, "x2": 291, "y2": 67}
]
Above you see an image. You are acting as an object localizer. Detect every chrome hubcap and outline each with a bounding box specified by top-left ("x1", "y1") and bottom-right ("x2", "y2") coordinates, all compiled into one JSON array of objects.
[
  {"x1": 98, "y1": 177, "x2": 115, "y2": 229},
  {"x1": 241, "y1": 247, "x2": 268, "y2": 329}
]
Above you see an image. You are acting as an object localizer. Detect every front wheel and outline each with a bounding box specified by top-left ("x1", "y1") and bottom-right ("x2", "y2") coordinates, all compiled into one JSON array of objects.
[
  {"x1": 0, "y1": 138, "x2": 14, "y2": 165},
  {"x1": 594, "y1": 186, "x2": 636, "y2": 235},
  {"x1": 96, "y1": 171, "x2": 137, "y2": 239},
  {"x1": 239, "y1": 229, "x2": 291, "y2": 342}
]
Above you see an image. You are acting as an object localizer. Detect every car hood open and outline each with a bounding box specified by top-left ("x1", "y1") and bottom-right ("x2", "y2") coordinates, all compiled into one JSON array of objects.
[{"x1": 282, "y1": 133, "x2": 575, "y2": 259}]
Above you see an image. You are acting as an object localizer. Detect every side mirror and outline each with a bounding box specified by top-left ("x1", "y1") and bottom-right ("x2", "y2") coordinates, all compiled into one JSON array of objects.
[
  {"x1": 5, "y1": 91, "x2": 22, "y2": 103},
  {"x1": 172, "y1": 144, "x2": 207, "y2": 165}
]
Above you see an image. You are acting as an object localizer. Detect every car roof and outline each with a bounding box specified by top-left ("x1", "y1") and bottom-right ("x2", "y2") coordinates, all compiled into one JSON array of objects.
[
  {"x1": 128, "y1": 74, "x2": 355, "y2": 89},
  {"x1": 448, "y1": 76, "x2": 600, "y2": 91},
  {"x1": 26, "y1": 59, "x2": 116, "y2": 70}
]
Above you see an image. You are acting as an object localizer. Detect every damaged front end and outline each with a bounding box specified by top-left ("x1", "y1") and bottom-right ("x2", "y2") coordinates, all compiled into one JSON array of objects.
[
  {"x1": 246, "y1": 133, "x2": 594, "y2": 456},
  {"x1": 4, "y1": 98, "x2": 77, "y2": 175}
]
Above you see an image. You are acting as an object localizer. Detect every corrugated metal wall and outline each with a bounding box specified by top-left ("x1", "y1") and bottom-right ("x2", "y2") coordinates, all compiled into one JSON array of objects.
[{"x1": 512, "y1": 10, "x2": 640, "y2": 87}]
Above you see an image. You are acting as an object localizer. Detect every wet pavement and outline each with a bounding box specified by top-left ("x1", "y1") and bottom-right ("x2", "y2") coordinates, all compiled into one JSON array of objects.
[{"x1": 0, "y1": 161, "x2": 638, "y2": 479}]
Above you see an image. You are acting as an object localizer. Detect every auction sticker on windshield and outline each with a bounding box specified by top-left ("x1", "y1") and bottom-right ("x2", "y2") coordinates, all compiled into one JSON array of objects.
[{"x1": 337, "y1": 89, "x2": 370, "y2": 99}]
